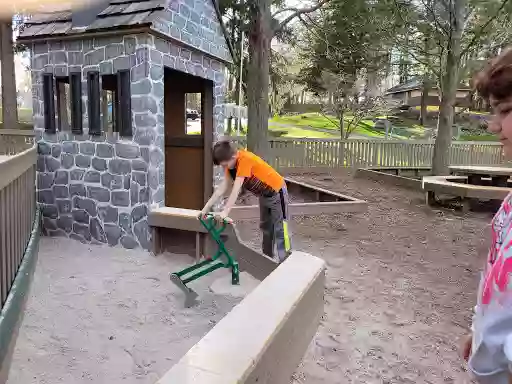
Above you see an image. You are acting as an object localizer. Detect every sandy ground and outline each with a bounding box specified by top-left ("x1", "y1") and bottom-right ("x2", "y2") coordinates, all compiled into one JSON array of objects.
[
  {"x1": 7, "y1": 237, "x2": 250, "y2": 384},
  {"x1": 235, "y1": 170, "x2": 490, "y2": 384}
]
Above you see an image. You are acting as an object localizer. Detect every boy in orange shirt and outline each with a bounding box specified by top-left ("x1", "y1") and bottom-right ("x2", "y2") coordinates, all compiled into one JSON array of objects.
[{"x1": 200, "y1": 140, "x2": 291, "y2": 262}]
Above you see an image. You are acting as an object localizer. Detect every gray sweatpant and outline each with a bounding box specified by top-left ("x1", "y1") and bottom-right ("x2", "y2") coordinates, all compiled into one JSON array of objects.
[{"x1": 258, "y1": 185, "x2": 291, "y2": 262}]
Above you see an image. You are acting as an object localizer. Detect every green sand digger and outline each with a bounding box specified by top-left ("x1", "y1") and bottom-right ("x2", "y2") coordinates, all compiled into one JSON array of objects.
[{"x1": 170, "y1": 214, "x2": 240, "y2": 307}]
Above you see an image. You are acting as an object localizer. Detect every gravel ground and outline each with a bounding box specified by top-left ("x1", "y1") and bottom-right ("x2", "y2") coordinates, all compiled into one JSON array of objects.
[
  {"x1": 235, "y1": 169, "x2": 490, "y2": 384},
  {"x1": 7, "y1": 237, "x2": 243, "y2": 384}
]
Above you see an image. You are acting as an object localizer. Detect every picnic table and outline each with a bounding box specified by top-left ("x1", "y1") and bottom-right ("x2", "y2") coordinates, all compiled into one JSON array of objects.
[{"x1": 449, "y1": 166, "x2": 512, "y2": 188}]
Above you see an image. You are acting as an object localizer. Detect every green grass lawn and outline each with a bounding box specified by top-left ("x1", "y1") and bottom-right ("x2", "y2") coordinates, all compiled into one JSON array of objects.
[
  {"x1": 459, "y1": 134, "x2": 498, "y2": 141},
  {"x1": 270, "y1": 113, "x2": 339, "y2": 130}
]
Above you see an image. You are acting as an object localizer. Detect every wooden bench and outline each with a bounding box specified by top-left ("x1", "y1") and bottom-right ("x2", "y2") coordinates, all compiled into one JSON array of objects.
[
  {"x1": 148, "y1": 207, "x2": 278, "y2": 281},
  {"x1": 422, "y1": 175, "x2": 511, "y2": 209}
]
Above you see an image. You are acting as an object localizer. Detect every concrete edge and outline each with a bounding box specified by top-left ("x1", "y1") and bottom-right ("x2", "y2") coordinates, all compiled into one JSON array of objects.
[
  {"x1": 0, "y1": 208, "x2": 41, "y2": 384},
  {"x1": 355, "y1": 168, "x2": 423, "y2": 190},
  {"x1": 156, "y1": 251, "x2": 326, "y2": 384},
  {"x1": 422, "y1": 176, "x2": 511, "y2": 200}
]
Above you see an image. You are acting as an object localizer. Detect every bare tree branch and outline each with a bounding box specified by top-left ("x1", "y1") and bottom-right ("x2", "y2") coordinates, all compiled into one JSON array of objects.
[
  {"x1": 273, "y1": 0, "x2": 331, "y2": 34},
  {"x1": 460, "y1": 0, "x2": 511, "y2": 56}
]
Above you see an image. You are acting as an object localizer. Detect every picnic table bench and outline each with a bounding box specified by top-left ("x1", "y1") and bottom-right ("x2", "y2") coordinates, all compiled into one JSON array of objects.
[{"x1": 449, "y1": 165, "x2": 512, "y2": 187}]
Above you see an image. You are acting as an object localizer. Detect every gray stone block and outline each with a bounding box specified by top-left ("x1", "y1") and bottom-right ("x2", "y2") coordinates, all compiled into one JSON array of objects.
[
  {"x1": 46, "y1": 156, "x2": 61, "y2": 172},
  {"x1": 124, "y1": 36, "x2": 136, "y2": 55},
  {"x1": 163, "y1": 55, "x2": 176, "y2": 69},
  {"x1": 132, "y1": 79, "x2": 152, "y2": 95},
  {"x1": 42, "y1": 204, "x2": 58, "y2": 219},
  {"x1": 120, "y1": 235, "x2": 138, "y2": 249},
  {"x1": 53, "y1": 185, "x2": 69, "y2": 199},
  {"x1": 132, "y1": 171, "x2": 147, "y2": 186},
  {"x1": 131, "y1": 63, "x2": 149, "y2": 82},
  {"x1": 113, "y1": 55, "x2": 133, "y2": 71},
  {"x1": 119, "y1": 212, "x2": 132, "y2": 235},
  {"x1": 90, "y1": 218, "x2": 107, "y2": 243},
  {"x1": 80, "y1": 142, "x2": 95, "y2": 156},
  {"x1": 84, "y1": 170, "x2": 101, "y2": 183},
  {"x1": 104, "y1": 224, "x2": 122, "y2": 246},
  {"x1": 38, "y1": 172, "x2": 55, "y2": 190},
  {"x1": 73, "y1": 196, "x2": 98, "y2": 217},
  {"x1": 62, "y1": 141, "x2": 79, "y2": 154},
  {"x1": 37, "y1": 157, "x2": 46, "y2": 172},
  {"x1": 134, "y1": 220, "x2": 151, "y2": 250},
  {"x1": 51, "y1": 144, "x2": 62, "y2": 158},
  {"x1": 150, "y1": 49, "x2": 163, "y2": 65},
  {"x1": 96, "y1": 143, "x2": 114, "y2": 158},
  {"x1": 131, "y1": 205, "x2": 147, "y2": 224},
  {"x1": 43, "y1": 217, "x2": 58, "y2": 231},
  {"x1": 84, "y1": 48, "x2": 105, "y2": 66},
  {"x1": 134, "y1": 114, "x2": 157, "y2": 128},
  {"x1": 112, "y1": 190, "x2": 130, "y2": 207},
  {"x1": 153, "y1": 82, "x2": 164, "y2": 98},
  {"x1": 70, "y1": 184, "x2": 87, "y2": 197},
  {"x1": 132, "y1": 96, "x2": 158, "y2": 114},
  {"x1": 72, "y1": 209, "x2": 90, "y2": 224},
  {"x1": 56, "y1": 199, "x2": 72, "y2": 214},
  {"x1": 61, "y1": 153, "x2": 74, "y2": 169},
  {"x1": 68, "y1": 52, "x2": 84, "y2": 65},
  {"x1": 153, "y1": 187, "x2": 164, "y2": 204},
  {"x1": 38, "y1": 190, "x2": 55, "y2": 205},
  {"x1": 124, "y1": 175, "x2": 131, "y2": 190},
  {"x1": 92, "y1": 157, "x2": 107, "y2": 171},
  {"x1": 105, "y1": 44, "x2": 124, "y2": 60},
  {"x1": 149, "y1": 147, "x2": 164, "y2": 167},
  {"x1": 54, "y1": 170, "x2": 68, "y2": 185},
  {"x1": 134, "y1": 127, "x2": 156, "y2": 146},
  {"x1": 57, "y1": 215, "x2": 73, "y2": 233},
  {"x1": 148, "y1": 168, "x2": 159, "y2": 190},
  {"x1": 140, "y1": 147, "x2": 150, "y2": 163},
  {"x1": 38, "y1": 142, "x2": 51, "y2": 155},
  {"x1": 130, "y1": 183, "x2": 139, "y2": 205},
  {"x1": 109, "y1": 159, "x2": 131, "y2": 175},
  {"x1": 87, "y1": 186, "x2": 110, "y2": 203},
  {"x1": 99, "y1": 61, "x2": 113, "y2": 75},
  {"x1": 99, "y1": 206, "x2": 118, "y2": 223},
  {"x1": 115, "y1": 143, "x2": 140, "y2": 159},
  {"x1": 75, "y1": 154, "x2": 92, "y2": 168},
  {"x1": 150, "y1": 65, "x2": 164, "y2": 81},
  {"x1": 139, "y1": 188, "x2": 149, "y2": 203},
  {"x1": 73, "y1": 223, "x2": 92, "y2": 241},
  {"x1": 71, "y1": 169, "x2": 85, "y2": 181},
  {"x1": 131, "y1": 160, "x2": 148, "y2": 172}
]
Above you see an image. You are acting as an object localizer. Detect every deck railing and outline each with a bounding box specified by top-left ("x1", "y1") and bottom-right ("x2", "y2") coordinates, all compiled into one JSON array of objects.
[
  {"x1": 228, "y1": 137, "x2": 506, "y2": 170},
  {"x1": 0, "y1": 131, "x2": 37, "y2": 306}
]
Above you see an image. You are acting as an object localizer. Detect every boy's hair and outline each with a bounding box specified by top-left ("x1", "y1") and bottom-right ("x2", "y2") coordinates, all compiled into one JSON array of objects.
[
  {"x1": 474, "y1": 47, "x2": 512, "y2": 102},
  {"x1": 212, "y1": 140, "x2": 236, "y2": 165}
]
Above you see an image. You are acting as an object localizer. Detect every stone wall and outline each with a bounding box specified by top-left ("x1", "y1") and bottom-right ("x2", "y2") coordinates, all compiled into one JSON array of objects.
[
  {"x1": 32, "y1": 32, "x2": 226, "y2": 250},
  {"x1": 151, "y1": 0, "x2": 232, "y2": 64}
]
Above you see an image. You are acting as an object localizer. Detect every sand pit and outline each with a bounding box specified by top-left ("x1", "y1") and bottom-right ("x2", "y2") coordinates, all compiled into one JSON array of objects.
[{"x1": 7, "y1": 237, "x2": 253, "y2": 383}]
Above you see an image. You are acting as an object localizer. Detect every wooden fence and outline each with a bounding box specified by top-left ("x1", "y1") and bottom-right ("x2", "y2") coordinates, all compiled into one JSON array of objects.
[
  {"x1": 0, "y1": 132, "x2": 37, "y2": 306},
  {"x1": 228, "y1": 137, "x2": 506, "y2": 170}
]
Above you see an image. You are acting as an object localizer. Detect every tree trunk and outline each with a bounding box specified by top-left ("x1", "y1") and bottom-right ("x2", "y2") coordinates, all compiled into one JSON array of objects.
[
  {"x1": 431, "y1": 0, "x2": 465, "y2": 175},
  {"x1": 339, "y1": 109, "x2": 344, "y2": 139},
  {"x1": 0, "y1": 21, "x2": 18, "y2": 129},
  {"x1": 246, "y1": 0, "x2": 271, "y2": 159},
  {"x1": 419, "y1": 77, "x2": 429, "y2": 126}
]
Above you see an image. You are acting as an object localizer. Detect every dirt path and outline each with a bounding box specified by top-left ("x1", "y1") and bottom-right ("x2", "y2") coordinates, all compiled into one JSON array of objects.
[
  {"x1": 237, "y1": 170, "x2": 489, "y2": 383},
  {"x1": 8, "y1": 237, "x2": 243, "y2": 384}
]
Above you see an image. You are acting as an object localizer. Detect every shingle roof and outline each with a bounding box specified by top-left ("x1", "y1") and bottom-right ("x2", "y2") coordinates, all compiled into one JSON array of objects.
[
  {"x1": 385, "y1": 76, "x2": 471, "y2": 94},
  {"x1": 19, "y1": 0, "x2": 165, "y2": 39}
]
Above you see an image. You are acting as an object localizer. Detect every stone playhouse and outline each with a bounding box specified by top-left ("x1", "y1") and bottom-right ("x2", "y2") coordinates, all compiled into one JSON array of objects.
[{"x1": 19, "y1": 0, "x2": 232, "y2": 250}]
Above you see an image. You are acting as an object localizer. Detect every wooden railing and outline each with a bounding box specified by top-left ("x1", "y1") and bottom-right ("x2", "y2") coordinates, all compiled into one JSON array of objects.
[
  {"x1": 0, "y1": 130, "x2": 35, "y2": 156},
  {"x1": 229, "y1": 137, "x2": 506, "y2": 170},
  {"x1": 0, "y1": 132, "x2": 37, "y2": 307}
]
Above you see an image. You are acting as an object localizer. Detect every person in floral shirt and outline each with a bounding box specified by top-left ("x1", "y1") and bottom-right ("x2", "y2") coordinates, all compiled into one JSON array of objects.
[{"x1": 463, "y1": 48, "x2": 512, "y2": 383}]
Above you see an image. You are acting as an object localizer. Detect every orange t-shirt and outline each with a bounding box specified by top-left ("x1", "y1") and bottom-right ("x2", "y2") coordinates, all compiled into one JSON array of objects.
[{"x1": 226, "y1": 150, "x2": 284, "y2": 196}]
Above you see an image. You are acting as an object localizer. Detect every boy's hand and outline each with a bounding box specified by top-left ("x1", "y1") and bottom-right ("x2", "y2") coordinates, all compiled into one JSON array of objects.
[
  {"x1": 198, "y1": 209, "x2": 209, "y2": 219},
  {"x1": 214, "y1": 211, "x2": 232, "y2": 223},
  {"x1": 461, "y1": 333, "x2": 472, "y2": 361}
]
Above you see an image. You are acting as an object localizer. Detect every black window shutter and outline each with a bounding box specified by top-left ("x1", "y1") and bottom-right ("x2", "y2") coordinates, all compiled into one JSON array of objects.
[
  {"x1": 69, "y1": 72, "x2": 83, "y2": 134},
  {"x1": 87, "y1": 71, "x2": 101, "y2": 135},
  {"x1": 117, "y1": 70, "x2": 132, "y2": 137},
  {"x1": 42, "y1": 73, "x2": 56, "y2": 133}
]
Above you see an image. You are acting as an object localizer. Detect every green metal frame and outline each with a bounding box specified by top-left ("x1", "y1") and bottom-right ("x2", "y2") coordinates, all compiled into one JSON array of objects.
[{"x1": 170, "y1": 214, "x2": 239, "y2": 307}]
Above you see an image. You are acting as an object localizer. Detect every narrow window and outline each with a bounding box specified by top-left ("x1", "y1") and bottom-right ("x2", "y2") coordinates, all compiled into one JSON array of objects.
[
  {"x1": 87, "y1": 71, "x2": 101, "y2": 135},
  {"x1": 42, "y1": 73, "x2": 56, "y2": 133},
  {"x1": 55, "y1": 77, "x2": 70, "y2": 132},
  {"x1": 116, "y1": 69, "x2": 132, "y2": 137},
  {"x1": 185, "y1": 93, "x2": 202, "y2": 135},
  {"x1": 69, "y1": 72, "x2": 83, "y2": 134}
]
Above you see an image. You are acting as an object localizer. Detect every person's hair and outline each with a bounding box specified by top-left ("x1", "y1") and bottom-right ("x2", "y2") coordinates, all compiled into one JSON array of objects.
[
  {"x1": 474, "y1": 48, "x2": 512, "y2": 102},
  {"x1": 212, "y1": 140, "x2": 236, "y2": 165}
]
